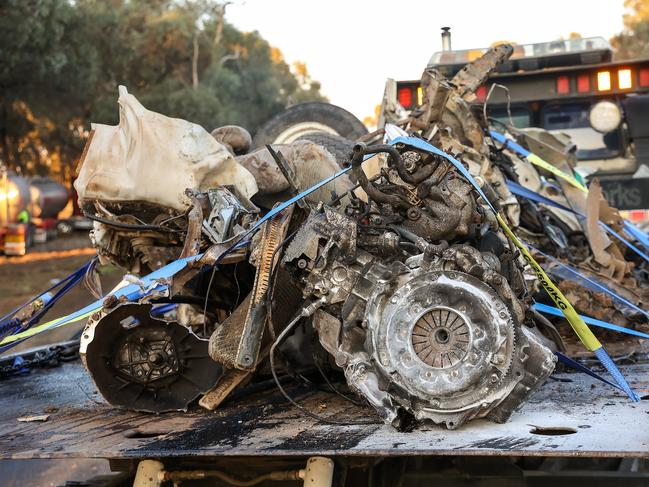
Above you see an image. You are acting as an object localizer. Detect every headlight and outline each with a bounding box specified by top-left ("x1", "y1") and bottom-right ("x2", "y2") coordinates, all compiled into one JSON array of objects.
[{"x1": 589, "y1": 100, "x2": 622, "y2": 133}]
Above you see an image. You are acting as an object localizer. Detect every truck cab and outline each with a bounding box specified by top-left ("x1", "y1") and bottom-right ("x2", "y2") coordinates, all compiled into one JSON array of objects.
[{"x1": 396, "y1": 34, "x2": 649, "y2": 216}]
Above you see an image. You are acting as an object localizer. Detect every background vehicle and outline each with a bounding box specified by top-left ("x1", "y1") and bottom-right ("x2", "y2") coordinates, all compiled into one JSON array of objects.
[
  {"x1": 396, "y1": 29, "x2": 649, "y2": 221},
  {"x1": 0, "y1": 168, "x2": 76, "y2": 254}
]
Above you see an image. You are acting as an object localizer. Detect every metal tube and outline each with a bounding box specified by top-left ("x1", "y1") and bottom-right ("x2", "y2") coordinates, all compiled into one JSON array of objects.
[
  {"x1": 441, "y1": 27, "x2": 452, "y2": 51},
  {"x1": 162, "y1": 469, "x2": 303, "y2": 486}
]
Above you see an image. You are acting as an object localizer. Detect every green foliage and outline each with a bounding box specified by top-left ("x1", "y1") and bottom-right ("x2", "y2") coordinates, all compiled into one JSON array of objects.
[
  {"x1": 611, "y1": 0, "x2": 649, "y2": 59},
  {"x1": 0, "y1": 0, "x2": 326, "y2": 182}
]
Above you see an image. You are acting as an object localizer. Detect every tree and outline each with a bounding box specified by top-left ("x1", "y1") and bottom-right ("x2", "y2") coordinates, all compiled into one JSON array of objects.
[
  {"x1": 0, "y1": 0, "x2": 326, "y2": 184},
  {"x1": 290, "y1": 61, "x2": 326, "y2": 105},
  {"x1": 611, "y1": 0, "x2": 649, "y2": 59}
]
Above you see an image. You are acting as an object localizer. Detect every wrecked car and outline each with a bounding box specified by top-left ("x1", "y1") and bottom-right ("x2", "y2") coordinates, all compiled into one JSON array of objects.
[{"x1": 68, "y1": 44, "x2": 647, "y2": 431}]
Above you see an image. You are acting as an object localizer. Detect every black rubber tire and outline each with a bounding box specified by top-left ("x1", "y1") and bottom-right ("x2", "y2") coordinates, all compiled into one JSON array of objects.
[
  {"x1": 297, "y1": 132, "x2": 356, "y2": 168},
  {"x1": 253, "y1": 102, "x2": 368, "y2": 147}
]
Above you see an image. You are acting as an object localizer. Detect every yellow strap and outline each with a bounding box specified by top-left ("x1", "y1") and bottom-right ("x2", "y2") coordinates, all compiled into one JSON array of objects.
[
  {"x1": 526, "y1": 153, "x2": 588, "y2": 193},
  {"x1": 0, "y1": 309, "x2": 96, "y2": 345},
  {"x1": 496, "y1": 213, "x2": 602, "y2": 351}
]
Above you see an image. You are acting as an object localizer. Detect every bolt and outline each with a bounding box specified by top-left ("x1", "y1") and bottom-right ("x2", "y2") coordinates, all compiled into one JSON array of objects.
[
  {"x1": 148, "y1": 352, "x2": 164, "y2": 366},
  {"x1": 490, "y1": 373, "x2": 499, "y2": 383},
  {"x1": 297, "y1": 259, "x2": 308, "y2": 269},
  {"x1": 103, "y1": 294, "x2": 118, "y2": 309},
  {"x1": 332, "y1": 266, "x2": 348, "y2": 282},
  {"x1": 406, "y1": 207, "x2": 421, "y2": 220}
]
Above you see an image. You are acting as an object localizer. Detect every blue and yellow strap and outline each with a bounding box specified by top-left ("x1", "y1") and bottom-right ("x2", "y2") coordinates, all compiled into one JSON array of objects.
[{"x1": 391, "y1": 135, "x2": 639, "y2": 401}]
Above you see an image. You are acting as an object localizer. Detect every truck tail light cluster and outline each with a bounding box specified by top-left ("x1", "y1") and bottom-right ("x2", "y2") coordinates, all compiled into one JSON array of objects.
[{"x1": 555, "y1": 67, "x2": 649, "y2": 95}]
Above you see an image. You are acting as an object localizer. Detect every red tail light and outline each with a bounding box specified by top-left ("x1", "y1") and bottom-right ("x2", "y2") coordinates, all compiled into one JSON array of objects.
[
  {"x1": 577, "y1": 74, "x2": 590, "y2": 93},
  {"x1": 556, "y1": 75, "x2": 570, "y2": 95},
  {"x1": 629, "y1": 210, "x2": 649, "y2": 222},
  {"x1": 476, "y1": 85, "x2": 487, "y2": 102},
  {"x1": 398, "y1": 87, "x2": 412, "y2": 107},
  {"x1": 640, "y1": 68, "x2": 649, "y2": 87}
]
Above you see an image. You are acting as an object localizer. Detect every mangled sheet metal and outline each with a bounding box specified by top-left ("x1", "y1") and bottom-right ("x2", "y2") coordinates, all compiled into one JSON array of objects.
[
  {"x1": 69, "y1": 47, "x2": 648, "y2": 430},
  {"x1": 490, "y1": 120, "x2": 649, "y2": 333},
  {"x1": 75, "y1": 86, "x2": 257, "y2": 211}
]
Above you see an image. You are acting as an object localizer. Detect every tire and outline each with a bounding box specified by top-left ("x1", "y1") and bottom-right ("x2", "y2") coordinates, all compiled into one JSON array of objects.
[
  {"x1": 297, "y1": 132, "x2": 356, "y2": 169},
  {"x1": 253, "y1": 102, "x2": 368, "y2": 146}
]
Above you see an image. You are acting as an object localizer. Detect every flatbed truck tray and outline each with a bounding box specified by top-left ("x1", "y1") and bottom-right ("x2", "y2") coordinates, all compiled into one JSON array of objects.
[{"x1": 1, "y1": 360, "x2": 648, "y2": 461}]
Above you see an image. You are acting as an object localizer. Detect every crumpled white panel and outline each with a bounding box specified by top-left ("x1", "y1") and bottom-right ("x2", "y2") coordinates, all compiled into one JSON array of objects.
[{"x1": 74, "y1": 86, "x2": 257, "y2": 211}]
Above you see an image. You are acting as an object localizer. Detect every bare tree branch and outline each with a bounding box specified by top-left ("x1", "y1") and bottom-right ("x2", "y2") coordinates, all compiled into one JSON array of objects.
[
  {"x1": 219, "y1": 49, "x2": 240, "y2": 66},
  {"x1": 192, "y1": 33, "x2": 200, "y2": 89},
  {"x1": 212, "y1": 1, "x2": 231, "y2": 50}
]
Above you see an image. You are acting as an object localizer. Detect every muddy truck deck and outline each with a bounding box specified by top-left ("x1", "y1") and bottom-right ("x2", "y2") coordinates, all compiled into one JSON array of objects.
[{"x1": 1, "y1": 358, "x2": 649, "y2": 485}]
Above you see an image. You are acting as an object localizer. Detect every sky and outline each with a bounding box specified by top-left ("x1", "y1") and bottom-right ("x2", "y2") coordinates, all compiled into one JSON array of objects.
[{"x1": 227, "y1": 0, "x2": 627, "y2": 120}]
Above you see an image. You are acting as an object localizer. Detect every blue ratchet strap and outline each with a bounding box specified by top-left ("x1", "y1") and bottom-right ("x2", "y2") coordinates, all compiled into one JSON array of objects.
[
  {"x1": 528, "y1": 244, "x2": 649, "y2": 321},
  {"x1": 601, "y1": 221, "x2": 649, "y2": 262},
  {"x1": 554, "y1": 352, "x2": 624, "y2": 392},
  {"x1": 624, "y1": 220, "x2": 649, "y2": 251},
  {"x1": 0, "y1": 259, "x2": 94, "y2": 341},
  {"x1": 489, "y1": 130, "x2": 532, "y2": 157},
  {"x1": 0, "y1": 259, "x2": 90, "y2": 325},
  {"x1": 0, "y1": 156, "x2": 357, "y2": 351},
  {"x1": 390, "y1": 135, "x2": 639, "y2": 401},
  {"x1": 247, "y1": 166, "x2": 352, "y2": 235},
  {"x1": 506, "y1": 180, "x2": 649, "y2": 263},
  {"x1": 533, "y1": 302, "x2": 649, "y2": 340},
  {"x1": 0, "y1": 254, "x2": 202, "y2": 353},
  {"x1": 492, "y1": 129, "x2": 649, "y2": 255},
  {"x1": 151, "y1": 303, "x2": 178, "y2": 316},
  {"x1": 507, "y1": 180, "x2": 574, "y2": 213}
]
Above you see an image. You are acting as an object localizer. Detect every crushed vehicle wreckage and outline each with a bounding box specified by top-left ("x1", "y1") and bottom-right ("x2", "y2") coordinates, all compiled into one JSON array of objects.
[{"x1": 64, "y1": 45, "x2": 649, "y2": 430}]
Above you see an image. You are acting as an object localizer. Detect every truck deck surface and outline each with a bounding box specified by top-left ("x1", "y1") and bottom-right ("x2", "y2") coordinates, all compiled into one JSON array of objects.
[{"x1": 1, "y1": 361, "x2": 648, "y2": 460}]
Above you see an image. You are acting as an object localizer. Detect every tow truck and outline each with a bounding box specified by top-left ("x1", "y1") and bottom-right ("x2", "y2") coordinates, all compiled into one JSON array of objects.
[{"x1": 395, "y1": 29, "x2": 649, "y2": 224}]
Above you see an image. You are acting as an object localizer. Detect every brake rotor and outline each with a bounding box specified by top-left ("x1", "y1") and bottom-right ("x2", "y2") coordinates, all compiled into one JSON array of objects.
[{"x1": 83, "y1": 303, "x2": 222, "y2": 412}]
